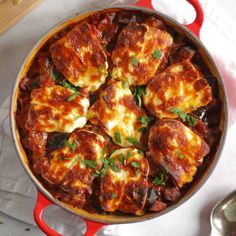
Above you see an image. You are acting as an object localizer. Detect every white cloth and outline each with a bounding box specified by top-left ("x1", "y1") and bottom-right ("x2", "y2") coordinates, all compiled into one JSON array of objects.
[{"x1": 0, "y1": 0, "x2": 236, "y2": 236}]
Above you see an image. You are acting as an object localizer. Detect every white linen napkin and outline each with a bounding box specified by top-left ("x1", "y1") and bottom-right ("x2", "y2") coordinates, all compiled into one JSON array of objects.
[{"x1": 0, "y1": 0, "x2": 236, "y2": 235}]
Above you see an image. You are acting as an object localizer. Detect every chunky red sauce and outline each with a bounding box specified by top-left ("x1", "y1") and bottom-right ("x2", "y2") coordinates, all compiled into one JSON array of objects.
[{"x1": 16, "y1": 9, "x2": 222, "y2": 216}]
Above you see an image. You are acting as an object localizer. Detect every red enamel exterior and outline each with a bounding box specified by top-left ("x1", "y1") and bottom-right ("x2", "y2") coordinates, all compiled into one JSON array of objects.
[{"x1": 33, "y1": 0, "x2": 204, "y2": 235}]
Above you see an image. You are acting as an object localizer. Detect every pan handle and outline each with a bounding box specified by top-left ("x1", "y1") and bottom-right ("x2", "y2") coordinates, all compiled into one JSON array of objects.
[
  {"x1": 34, "y1": 191, "x2": 105, "y2": 236},
  {"x1": 134, "y1": 0, "x2": 204, "y2": 37}
]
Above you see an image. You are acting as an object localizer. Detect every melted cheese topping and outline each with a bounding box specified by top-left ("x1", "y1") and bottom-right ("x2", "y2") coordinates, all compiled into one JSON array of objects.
[
  {"x1": 26, "y1": 85, "x2": 89, "y2": 133},
  {"x1": 88, "y1": 81, "x2": 147, "y2": 147},
  {"x1": 112, "y1": 22, "x2": 173, "y2": 85},
  {"x1": 100, "y1": 148, "x2": 149, "y2": 215},
  {"x1": 143, "y1": 61, "x2": 213, "y2": 118},
  {"x1": 50, "y1": 22, "x2": 108, "y2": 92},
  {"x1": 148, "y1": 119, "x2": 210, "y2": 187},
  {"x1": 42, "y1": 129, "x2": 107, "y2": 206}
]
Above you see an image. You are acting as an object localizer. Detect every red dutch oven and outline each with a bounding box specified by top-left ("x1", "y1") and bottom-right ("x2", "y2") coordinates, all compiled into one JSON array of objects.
[{"x1": 10, "y1": 0, "x2": 228, "y2": 235}]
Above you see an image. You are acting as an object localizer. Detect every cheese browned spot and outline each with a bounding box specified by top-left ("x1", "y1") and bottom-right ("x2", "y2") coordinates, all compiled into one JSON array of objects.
[
  {"x1": 50, "y1": 22, "x2": 108, "y2": 92},
  {"x1": 26, "y1": 85, "x2": 89, "y2": 133},
  {"x1": 143, "y1": 61, "x2": 213, "y2": 118},
  {"x1": 42, "y1": 128, "x2": 107, "y2": 207},
  {"x1": 112, "y1": 22, "x2": 173, "y2": 86},
  {"x1": 148, "y1": 119, "x2": 210, "y2": 187},
  {"x1": 88, "y1": 81, "x2": 147, "y2": 147},
  {"x1": 100, "y1": 148, "x2": 149, "y2": 215}
]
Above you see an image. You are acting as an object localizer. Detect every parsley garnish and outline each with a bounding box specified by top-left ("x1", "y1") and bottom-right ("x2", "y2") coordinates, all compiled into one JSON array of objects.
[
  {"x1": 138, "y1": 116, "x2": 149, "y2": 126},
  {"x1": 131, "y1": 56, "x2": 138, "y2": 66},
  {"x1": 133, "y1": 86, "x2": 146, "y2": 107},
  {"x1": 175, "y1": 150, "x2": 185, "y2": 160},
  {"x1": 114, "y1": 131, "x2": 121, "y2": 144},
  {"x1": 111, "y1": 193, "x2": 117, "y2": 199},
  {"x1": 126, "y1": 151, "x2": 132, "y2": 158},
  {"x1": 137, "y1": 149, "x2": 144, "y2": 155},
  {"x1": 67, "y1": 91, "x2": 80, "y2": 102},
  {"x1": 170, "y1": 107, "x2": 196, "y2": 126},
  {"x1": 65, "y1": 140, "x2": 73, "y2": 149},
  {"x1": 152, "y1": 49, "x2": 162, "y2": 59},
  {"x1": 100, "y1": 158, "x2": 109, "y2": 177},
  {"x1": 126, "y1": 137, "x2": 139, "y2": 145},
  {"x1": 152, "y1": 173, "x2": 166, "y2": 186},
  {"x1": 80, "y1": 159, "x2": 96, "y2": 169},
  {"x1": 136, "y1": 169, "x2": 141, "y2": 176},
  {"x1": 131, "y1": 161, "x2": 140, "y2": 168},
  {"x1": 101, "y1": 147, "x2": 106, "y2": 157}
]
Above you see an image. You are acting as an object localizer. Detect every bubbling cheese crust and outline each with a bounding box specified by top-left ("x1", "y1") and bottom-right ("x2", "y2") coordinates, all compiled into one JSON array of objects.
[
  {"x1": 100, "y1": 148, "x2": 149, "y2": 215},
  {"x1": 88, "y1": 81, "x2": 147, "y2": 147},
  {"x1": 112, "y1": 22, "x2": 173, "y2": 86},
  {"x1": 42, "y1": 128, "x2": 107, "y2": 207},
  {"x1": 148, "y1": 119, "x2": 210, "y2": 187},
  {"x1": 26, "y1": 85, "x2": 89, "y2": 133},
  {"x1": 143, "y1": 61, "x2": 213, "y2": 118},
  {"x1": 50, "y1": 22, "x2": 108, "y2": 92}
]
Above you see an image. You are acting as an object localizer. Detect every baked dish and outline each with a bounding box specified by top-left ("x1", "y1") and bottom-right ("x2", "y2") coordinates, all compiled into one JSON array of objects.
[{"x1": 15, "y1": 9, "x2": 222, "y2": 216}]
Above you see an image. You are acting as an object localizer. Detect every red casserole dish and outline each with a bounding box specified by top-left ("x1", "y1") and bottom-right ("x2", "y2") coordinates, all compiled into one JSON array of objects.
[{"x1": 10, "y1": 0, "x2": 228, "y2": 235}]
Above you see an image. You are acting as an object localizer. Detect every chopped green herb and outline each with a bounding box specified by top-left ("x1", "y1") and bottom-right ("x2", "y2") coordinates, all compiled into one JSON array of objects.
[
  {"x1": 122, "y1": 81, "x2": 129, "y2": 89},
  {"x1": 138, "y1": 116, "x2": 149, "y2": 126},
  {"x1": 131, "y1": 161, "x2": 140, "y2": 168},
  {"x1": 152, "y1": 173, "x2": 165, "y2": 186},
  {"x1": 101, "y1": 147, "x2": 106, "y2": 157},
  {"x1": 152, "y1": 49, "x2": 162, "y2": 59},
  {"x1": 65, "y1": 140, "x2": 73, "y2": 149},
  {"x1": 118, "y1": 154, "x2": 125, "y2": 165},
  {"x1": 110, "y1": 161, "x2": 121, "y2": 172},
  {"x1": 72, "y1": 140, "x2": 78, "y2": 152},
  {"x1": 114, "y1": 131, "x2": 121, "y2": 144},
  {"x1": 133, "y1": 86, "x2": 146, "y2": 107},
  {"x1": 60, "y1": 80, "x2": 77, "y2": 92},
  {"x1": 51, "y1": 70, "x2": 60, "y2": 80},
  {"x1": 126, "y1": 137, "x2": 139, "y2": 145},
  {"x1": 31, "y1": 80, "x2": 40, "y2": 89},
  {"x1": 111, "y1": 193, "x2": 117, "y2": 199},
  {"x1": 126, "y1": 151, "x2": 132, "y2": 158},
  {"x1": 109, "y1": 150, "x2": 116, "y2": 156},
  {"x1": 100, "y1": 159, "x2": 109, "y2": 177},
  {"x1": 136, "y1": 169, "x2": 141, "y2": 176},
  {"x1": 131, "y1": 56, "x2": 138, "y2": 66},
  {"x1": 170, "y1": 107, "x2": 196, "y2": 126},
  {"x1": 186, "y1": 115, "x2": 197, "y2": 126},
  {"x1": 25, "y1": 228, "x2": 31, "y2": 231},
  {"x1": 137, "y1": 149, "x2": 144, "y2": 155},
  {"x1": 98, "y1": 65, "x2": 107, "y2": 75},
  {"x1": 0, "y1": 220, "x2": 3, "y2": 224},
  {"x1": 67, "y1": 91, "x2": 80, "y2": 102},
  {"x1": 93, "y1": 170, "x2": 101, "y2": 177},
  {"x1": 175, "y1": 150, "x2": 185, "y2": 160},
  {"x1": 80, "y1": 160, "x2": 96, "y2": 169}
]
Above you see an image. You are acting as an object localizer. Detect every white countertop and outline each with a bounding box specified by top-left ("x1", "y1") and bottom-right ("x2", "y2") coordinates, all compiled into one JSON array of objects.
[{"x1": 0, "y1": 0, "x2": 236, "y2": 235}]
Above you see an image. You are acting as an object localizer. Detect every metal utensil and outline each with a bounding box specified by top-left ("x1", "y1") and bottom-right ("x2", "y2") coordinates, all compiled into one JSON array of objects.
[{"x1": 210, "y1": 190, "x2": 236, "y2": 236}]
